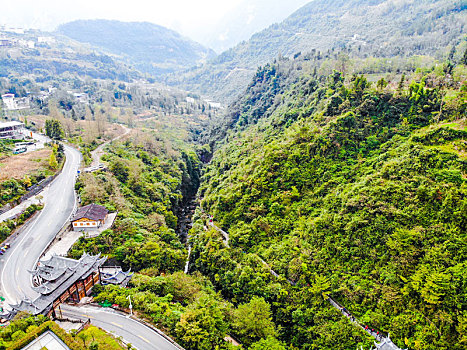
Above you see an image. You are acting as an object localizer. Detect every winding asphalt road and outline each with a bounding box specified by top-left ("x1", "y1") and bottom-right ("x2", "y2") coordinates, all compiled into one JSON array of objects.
[
  {"x1": 0, "y1": 143, "x2": 81, "y2": 303},
  {"x1": 84, "y1": 124, "x2": 131, "y2": 172},
  {"x1": 60, "y1": 304, "x2": 180, "y2": 350},
  {"x1": 0, "y1": 139, "x2": 180, "y2": 350}
]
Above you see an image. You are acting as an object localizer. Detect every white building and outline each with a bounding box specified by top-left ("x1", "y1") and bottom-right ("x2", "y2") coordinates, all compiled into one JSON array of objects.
[
  {"x1": 73, "y1": 93, "x2": 88, "y2": 104},
  {"x1": 0, "y1": 38, "x2": 14, "y2": 47},
  {"x1": 1, "y1": 94, "x2": 29, "y2": 110},
  {"x1": 0, "y1": 121, "x2": 25, "y2": 139},
  {"x1": 1, "y1": 94, "x2": 16, "y2": 110},
  {"x1": 38, "y1": 36, "x2": 55, "y2": 45},
  {"x1": 206, "y1": 100, "x2": 222, "y2": 109},
  {"x1": 18, "y1": 39, "x2": 35, "y2": 49},
  {"x1": 37, "y1": 91, "x2": 50, "y2": 101},
  {"x1": 15, "y1": 97, "x2": 30, "y2": 110}
]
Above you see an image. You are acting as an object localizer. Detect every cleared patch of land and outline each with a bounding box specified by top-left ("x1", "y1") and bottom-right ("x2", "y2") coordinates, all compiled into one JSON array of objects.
[{"x1": 0, "y1": 148, "x2": 52, "y2": 180}]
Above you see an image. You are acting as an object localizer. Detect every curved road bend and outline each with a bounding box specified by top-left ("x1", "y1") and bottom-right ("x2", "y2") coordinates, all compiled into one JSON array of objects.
[
  {"x1": 0, "y1": 142, "x2": 180, "y2": 350},
  {"x1": 87, "y1": 124, "x2": 131, "y2": 169},
  {"x1": 60, "y1": 304, "x2": 180, "y2": 350},
  {"x1": 208, "y1": 221, "x2": 229, "y2": 247},
  {"x1": 0, "y1": 144, "x2": 81, "y2": 303}
]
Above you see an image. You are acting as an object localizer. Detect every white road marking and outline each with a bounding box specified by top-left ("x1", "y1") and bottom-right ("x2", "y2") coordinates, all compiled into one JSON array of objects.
[
  {"x1": 1, "y1": 144, "x2": 82, "y2": 304},
  {"x1": 1, "y1": 201, "x2": 48, "y2": 303}
]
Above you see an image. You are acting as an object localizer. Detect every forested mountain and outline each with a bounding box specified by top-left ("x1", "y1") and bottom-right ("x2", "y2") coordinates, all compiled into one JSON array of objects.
[
  {"x1": 2, "y1": 1, "x2": 466, "y2": 349},
  {"x1": 57, "y1": 20, "x2": 216, "y2": 76},
  {"x1": 169, "y1": 0, "x2": 467, "y2": 103},
  {"x1": 188, "y1": 52, "x2": 467, "y2": 349}
]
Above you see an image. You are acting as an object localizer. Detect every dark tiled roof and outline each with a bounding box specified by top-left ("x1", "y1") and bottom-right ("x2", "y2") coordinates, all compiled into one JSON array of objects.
[
  {"x1": 72, "y1": 203, "x2": 108, "y2": 222},
  {"x1": 100, "y1": 267, "x2": 133, "y2": 286},
  {"x1": 29, "y1": 256, "x2": 79, "y2": 282},
  {"x1": 8, "y1": 253, "x2": 106, "y2": 318}
]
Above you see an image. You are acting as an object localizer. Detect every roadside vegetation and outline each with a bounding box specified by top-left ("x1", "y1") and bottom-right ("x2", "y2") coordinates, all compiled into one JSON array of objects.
[
  {"x1": 93, "y1": 272, "x2": 286, "y2": 350},
  {"x1": 0, "y1": 314, "x2": 50, "y2": 349},
  {"x1": 72, "y1": 326, "x2": 126, "y2": 350},
  {"x1": 0, "y1": 4, "x2": 465, "y2": 349},
  {"x1": 0, "y1": 204, "x2": 43, "y2": 242},
  {"x1": 0, "y1": 142, "x2": 64, "y2": 208},
  {"x1": 69, "y1": 126, "x2": 201, "y2": 271},
  {"x1": 65, "y1": 48, "x2": 467, "y2": 350},
  {"x1": 0, "y1": 314, "x2": 125, "y2": 350}
]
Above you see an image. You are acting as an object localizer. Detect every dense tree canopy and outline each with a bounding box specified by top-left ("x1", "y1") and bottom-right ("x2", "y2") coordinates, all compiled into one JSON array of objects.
[
  {"x1": 44, "y1": 119, "x2": 63, "y2": 140},
  {"x1": 189, "y1": 58, "x2": 467, "y2": 349}
]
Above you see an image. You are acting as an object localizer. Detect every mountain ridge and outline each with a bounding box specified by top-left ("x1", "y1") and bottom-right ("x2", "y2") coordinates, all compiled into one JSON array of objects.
[
  {"x1": 57, "y1": 19, "x2": 216, "y2": 76},
  {"x1": 168, "y1": 0, "x2": 466, "y2": 103},
  {"x1": 192, "y1": 53, "x2": 467, "y2": 350}
]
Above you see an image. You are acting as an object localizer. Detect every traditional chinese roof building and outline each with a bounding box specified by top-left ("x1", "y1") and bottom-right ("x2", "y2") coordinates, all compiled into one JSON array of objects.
[
  {"x1": 8, "y1": 253, "x2": 106, "y2": 319},
  {"x1": 100, "y1": 266, "x2": 133, "y2": 287},
  {"x1": 374, "y1": 335, "x2": 407, "y2": 350},
  {"x1": 361, "y1": 335, "x2": 407, "y2": 350}
]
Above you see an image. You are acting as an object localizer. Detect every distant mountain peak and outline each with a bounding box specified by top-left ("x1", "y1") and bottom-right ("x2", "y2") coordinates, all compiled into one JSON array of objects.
[{"x1": 57, "y1": 19, "x2": 216, "y2": 76}]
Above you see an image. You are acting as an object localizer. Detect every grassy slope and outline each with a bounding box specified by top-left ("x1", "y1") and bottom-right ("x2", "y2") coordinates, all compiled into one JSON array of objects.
[{"x1": 0, "y1": 148, "x2": 52, "y2": 181}]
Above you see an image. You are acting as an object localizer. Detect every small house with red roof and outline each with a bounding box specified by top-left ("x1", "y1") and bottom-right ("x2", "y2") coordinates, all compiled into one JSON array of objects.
[{"x1": 71, "y1": 203, "x2": 108, "y2": 231}]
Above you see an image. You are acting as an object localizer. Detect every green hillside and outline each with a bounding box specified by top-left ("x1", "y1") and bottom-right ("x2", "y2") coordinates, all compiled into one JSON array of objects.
[
  {"x1": 1, "y1": 2, "x2": 465, "y2": 349},
  {"x1": 168, "y1": 0, "x2": 467, "y2": 103},
  {"x1": 188, "y1": 55, "x2": 467, "y2": 349},
  {"x1": 57, "y1": 20, "x2": 216, "y2": 76}
]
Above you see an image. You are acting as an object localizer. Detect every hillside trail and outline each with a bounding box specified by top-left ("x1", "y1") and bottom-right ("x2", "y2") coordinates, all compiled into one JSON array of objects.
[
  {"x1": 205, "y1": 216, "x2": 405, "y2": 349},
  {"x1": 89, "y1": 124, "x2": 131, "y2": 168}
]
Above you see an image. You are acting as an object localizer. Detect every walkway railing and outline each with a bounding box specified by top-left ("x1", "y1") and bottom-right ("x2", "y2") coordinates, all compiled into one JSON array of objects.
[{"x1": 204, "y1": 213, "x2": 405, "y2": 349}]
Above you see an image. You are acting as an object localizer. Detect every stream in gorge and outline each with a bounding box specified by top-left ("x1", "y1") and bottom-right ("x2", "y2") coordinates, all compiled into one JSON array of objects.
[{"x1": 176, "y1": 197, "x2": 198, "y2": 274}]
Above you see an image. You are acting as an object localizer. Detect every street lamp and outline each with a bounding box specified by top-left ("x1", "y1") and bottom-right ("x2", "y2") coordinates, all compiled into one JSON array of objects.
[{"x1": 127, "y1": 295, "x2": 132, "y2": 317}]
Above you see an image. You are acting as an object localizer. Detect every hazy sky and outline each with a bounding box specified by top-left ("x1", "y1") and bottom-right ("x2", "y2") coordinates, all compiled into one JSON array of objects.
[
  {"x1": 0, "y1": 0, "x2": 311, "y2": 51},
  {"x1": 0, "y1": 0, "x2": 244, "y2": 34}
]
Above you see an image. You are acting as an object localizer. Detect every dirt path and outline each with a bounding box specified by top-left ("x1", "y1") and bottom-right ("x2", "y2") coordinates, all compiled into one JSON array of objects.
[{"x1": 85, "y1": 124, "x2": 131, "y2": 171}]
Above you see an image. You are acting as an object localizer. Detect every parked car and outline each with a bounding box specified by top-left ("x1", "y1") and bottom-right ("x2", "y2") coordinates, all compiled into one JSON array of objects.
[{"x1": 13, "y1": 146, "x2": 27, "y2": 154}]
